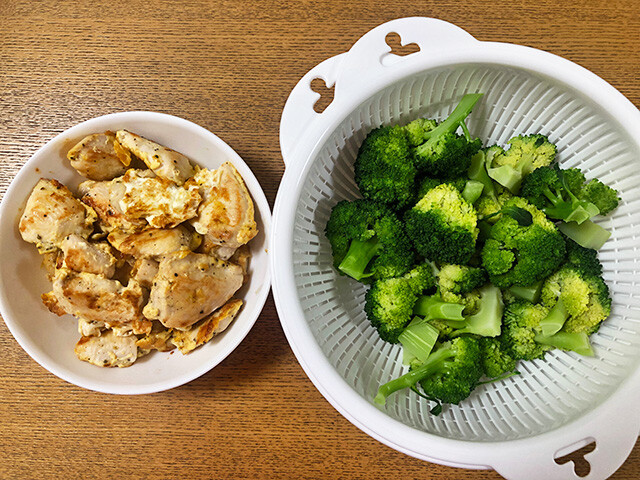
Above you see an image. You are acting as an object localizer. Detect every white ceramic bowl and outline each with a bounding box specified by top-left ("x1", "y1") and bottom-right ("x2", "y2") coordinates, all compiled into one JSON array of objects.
[
  {"x1": 0, "y1": 111, "x2": 271, "y2": 394},
  {"x1": 273, "y1": 17, "x2": 640, "y2": 480}
]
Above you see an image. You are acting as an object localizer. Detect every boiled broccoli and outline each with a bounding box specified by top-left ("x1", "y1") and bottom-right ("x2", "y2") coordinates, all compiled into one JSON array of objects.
[
  {"x1": 438, "y1": 264, "x2": 486, "y2": 304},
  {"x1": 415, "y1": 175, "x2": 466, "y2": 200},
  {"x1": 375, "y1": 336, "x2": 483, "y2": 407},
  {"x1": 540, "y1": 265, "x2": 611, "y2": 336},
  {"x1": 364, "y1": 264, "x2": 435, "y2": 343},
  {"x1": 521, "y1": 166, "x2": 599, "y2": 224},
  {"x1": 412, "y1": 94, "x2": 483, "y2": 178},
  {"x1": 479, "y1": 337, "x2": 517, "y2": 379},
  {"x1": 405, "y1": 118, "x2": 437, "y2": 147},
  {"x1": 564, "y1": 237, "x2": 603, "y2": 277},
  {"x1": 435, "y1": 284, "x2": 504, "y2": 337},
  {"x1": 404, "y1": 183, "x2": 479, "y2": 264},
  {"x1": 500, "y1": 300, "x2": 595, "y2": 361},
  {"x1": 325, "y1": 199, "x2": 415, "y2": 282},
  {"x1": 481, "y1": 198, "x2": 566, "y2": 288},
  {"x1": 486, "y1": 134, "x2": 556, "y2": 193},
  {"x1": 558, "y1": 219, "x2": 611, "y2": 250},
  {"x1": 354, "y1": 125, "x2": 416, "y2": 209},
  {"x1": 580, "y1": 178, "x2": 620, "y2": 215}
]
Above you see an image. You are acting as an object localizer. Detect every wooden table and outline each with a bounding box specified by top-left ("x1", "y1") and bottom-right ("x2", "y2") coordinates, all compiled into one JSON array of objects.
[{"x1": 0, "y1": 1, "x2": 637, "y2": 478}]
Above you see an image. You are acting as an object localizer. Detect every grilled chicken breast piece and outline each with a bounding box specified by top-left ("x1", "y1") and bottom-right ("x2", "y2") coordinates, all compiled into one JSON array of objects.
[
  {"x1": 67, "y1": 133, "x2": 130, "y2": 181},
  {"x1": 60, "y1": 234, "x2": 116, "y2": 277},
  {"x1": 172, "y1": 299, "x2": 243, "y2": 353},
  {"x1": 136, "y1": 322, "x2": 175, "y2": 352},
  {"x1": 187, "y1": 163, "x2": 258, "y2": 251},
  {"x1": 118, "y1": 169, "x2": 201, "y2": 229},
  {"x1": 75, "y1": 330, "x2": 138, "y2": 367},
  {"x1": 78, "y1": 318, "x2": 106, "y2": 337},
  {"x1": 19, "y1": 179, "x2": 97, "y2": 253},
  {"x1": 115, "y1": 130, "x2": 195, "y2": 185},
  {"x1": 130, "y1": 258, "x2": 159, "y2": 289},
  {"x1": 108, "y1": 225, "x2": 195, "y2": 259},
  {"x1": 51, "y1": 269, "x2": 149, "y2": 333},
  {"x1": 80, "y1": 174, "x2": 149, "y2": 232},
  {"x1": 143, "y1": 251, "x2": 243, "y2": 330}
]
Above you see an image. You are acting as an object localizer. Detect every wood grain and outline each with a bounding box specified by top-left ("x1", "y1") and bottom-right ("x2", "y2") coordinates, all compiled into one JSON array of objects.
[{"x1": 0, "y1": 1, "x2": 638, "y2": 478}]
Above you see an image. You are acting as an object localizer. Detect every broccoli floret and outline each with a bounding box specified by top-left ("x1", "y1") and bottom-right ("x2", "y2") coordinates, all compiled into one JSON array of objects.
[
  {"x1": 438, "y1": 264, "x2": 487, "y2": 297},
  {"x1": 405, "y1": 183, "x2": 479, "y2": 264},
  {"x1": 374, "y1": 336, "x2": 483, "y2": 406},
  {"x1": 364, "y1": 264, "x2": 435, "y2": 343},
  {"x1": 486, "y1": 134, "x2": 556, "y2": 193},
  {"x1": 354, "y1": 125, "x2": 416, "y2": 209},
  {"x1": 416, "y1": 175, "x2": 467, "y2": 200},
  {"x1": 412, "y1": 94, "x2": 483, "y2": 178},
  {"x1": 500, "y1": 299, "x2": 596, "y2": 361},
  {"x1": 521, "y1": 166, "x2": 599, "y2": 224},
  {"x1": 475, "y1": 183, "x2": 513, "y2": 224},
  {"x1": 405, "y1": 118, "x2": 437, "y2": 147},
  {"x1": 564, "y1": 237, "x2": 603, "y2": 277},
  {"x1": 500, "y1": 301, "x2": 553, "y2": 361},
  {"x1": 540, "y1": 265, "x2": 611, "y2": 335},
  {"x1": 325, "y1": 199, "x2": 415, "y2": 282},
  {"x1": 479, "y1": 337, "x2": 517, "y2": 379},
  {"x1": 437, "y1": 284, "x2": 504, "y2": 337},
  {"x1": 580, "y1": 178, "x2": 620, "y2": 215},
  {"x1": 481, "y1": 198, "x2": 566, "y2": 288}
]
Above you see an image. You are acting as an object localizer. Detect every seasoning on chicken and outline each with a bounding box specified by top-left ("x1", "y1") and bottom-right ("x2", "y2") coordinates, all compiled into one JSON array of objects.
[
  {"x1": 67, "y1": 133, "x2": 130, "y2": 181},
  {"x1": 78, "y1": 318, "x2": 106, "y2": 337},
  {"x1": 60, "y1": 234, "x2": 117, "y2": 277},
  {"x1": 136, "y1": 322, "x2": 175, "y2": 353},
  {"x1": 115, "y1": 130, "x2": 195, "y2": 185},
  {"x1": 172, "y1": 299, "x2": 243, "y2": 353},
  {"x1": 79, "y1": 175, "x2": 148, "y2": 232},
  {"x1": 129, "y1": 258, "x2": 159, "y2": 289},
  {"x1": 118, "y1": 169, "x2": 201, "y2": 229},
  {"x1": 187, "y1": 162, "x2": 258, "y2": 254},
  {"x1": 51, "y1": 269, "x2": 150, "y2": 334},
  {"x1": 19, "y1": 179, "x2": 97, "y2": 253},
  {"x1": 107, "y1": 225, "x2": 196, "y2": 259},
  {"x1": 143, "y1": 251, "x2": 244, "y2": 330},
  {"x1": 74, "y1": 330, "x2": 139, "y2": 368}
]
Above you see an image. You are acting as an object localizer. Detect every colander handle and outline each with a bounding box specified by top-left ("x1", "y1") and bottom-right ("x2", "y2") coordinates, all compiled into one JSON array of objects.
[
  {"x1": 279, "y1": 17, "x2": 478, "y2": 167},
  {"x1": 491, "y1": 400, "x2": 640, "y2": 480}
]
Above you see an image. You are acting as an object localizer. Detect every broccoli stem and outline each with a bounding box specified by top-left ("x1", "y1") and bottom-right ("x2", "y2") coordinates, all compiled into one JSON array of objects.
[
  {"x1": 468, "y1": 151, "x2": 496, "y2": 201},
  {"x1": 558, "y1": 220, "x2": 611, "y2": 250},
  {"x1": 338, "y1": 237, "x2": 381, "y2": 280},
  {"x1": 459, "y1": 120, "x2": 472, "y2": 141},
  {"x1": 534, "y1": 331, "x2": 594, "y2": 356},
  {"x1": 487, "y1": 163, "x2": 526, "y2": 193},
  {"x1": 541, "y1": 183, "x2": 599, "y2": 224},
  {"x1": 399, "y1": 318, "x2": 439, "y2": 365},
  {"x1": 507, "y1": 280, "x2": 543, "y2": 303},
  {"x1": 413, "y1": 295, "x2": 465, "y2": 320},
  {"x1": 374, "y1": 346, "x2": 454, "y2": 406},
  {"x1": 444, "y1": 284, "x2": 504, "y2": 337},
  {"x1": 539, "y1": 298, "x2": 568, "y2": 336},
  {"x1": 416, "y1": 94, "x2": 483, "y2": 154},
  {"x1": 462, "y1": 180, "x2": 484, "y2": 204}
]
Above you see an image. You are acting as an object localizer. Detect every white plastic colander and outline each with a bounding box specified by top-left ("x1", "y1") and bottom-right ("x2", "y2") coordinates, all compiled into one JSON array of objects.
[{"x1": 271, "y1": 18, "x2": 640, "y2": 480}]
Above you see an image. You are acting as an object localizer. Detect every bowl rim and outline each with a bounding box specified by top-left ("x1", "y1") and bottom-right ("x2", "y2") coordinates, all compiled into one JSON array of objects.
[
  {"x1": 272, "y1": 37, "x2": 640, "y2": 473},
  {"x1": 0, "y1": 110, "x2": 272, "y2": 395}
]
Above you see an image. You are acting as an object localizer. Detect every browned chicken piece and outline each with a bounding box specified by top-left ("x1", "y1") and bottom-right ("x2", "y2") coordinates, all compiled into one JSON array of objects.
[
  {"x1": 172, "y1": 299, "x2": 243, "y2": 354},
  {"x1": 78, "y1": 318, "x2": 105, "y2": 337},
  {"x1": 136, "y1": 322, "x2": 175, "y2": 352},
  {"x1": 41, "y1": 291, "x2": 67, "y2": 316},
  {"x1": 19, "y1": 179, "x2": 97, "y2": 253},
  {"x1": 198, "y1": 236, "x2": 237, "y2": 260},
  {"x1": 143, "y1": 251, "x2": 243, "y2": 330},
  {"x1": 107, "y1": 225, "x2": 195, "y2": 259},
  {"x1": 67, "y1": 133, "x2": 130, "y2": 181},
  {"x1": 75, "y1": 330, "x2": 138, "y2": 368},
  {"x1": 130, "y1": 258, "x2": 159, "y2": 289},
  {"x1": 41, "y1": 250, "x2": 61, "y2": 281},
  {"x1": 51, "y1": 269, "x2": 150, "y2": 333},
  {"x1": 117, "y1": 169, "x2": 201, "y2": 229},
  {"x1": 79, "y1": 175, "x2": 148, "y2": 232},
  {"x1": 60, "y1": 234, "x2": 117, "y2": 277},
  {"x1": 187, "y1": 163, "x2": 258, "y2": 252},
  {"x1": 115, "y1": 130, "x2": 195, "y2": 185},
  {"x1": 229, "y1": 244, "x2": 251, "y2": 278}
]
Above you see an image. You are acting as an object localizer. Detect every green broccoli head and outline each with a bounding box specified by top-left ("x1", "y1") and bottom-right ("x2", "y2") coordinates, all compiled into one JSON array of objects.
[
  {"x1": 540, "y1": 265, "x2": 611, "y2": 335},
  {"x1": 580, "y1": 178, "x2": 620, "y2": 215},
  {"x1": 500, "y1": 300, "x2": 553, "y2": 361},
  {"x1": 354, "y1": 125, "x2": 416, "y2": 209},
  {"x1": 486, "y1": 134, "x2": 556, "y2": 193},
  {"x1": 405, "y1": 118, "x2": 437, "y2": 147},
  {"x1": 564, "y1": 237, "x2": 603, "y2": 277},
  {"x1": 418, "y1": 336, "x2": 484, "y2": 405},
  {"x1": 364, "y1": 264, "x2": 435, "y2": 343},
  {"x1": 412, "y1": 94, "x2": 484, "y2": 178},
  {"x1": 481, "y1": 197, "x2": 566, "y2": 288},
  {"x1": 475, "y1": 183, "x2": 513, "y2": 223},
  {"x1": 479, "y1": 337, "x2": 517, "y2": 379},
  {"x1": 415, "y1": 175, "x2": 467, "y2": 200},
  {"x1": 521, "y1": 166, "x2": 599, "y2": 224},
  {"x1": 405, "y1": 183, "x2": 479, "y2": 264},
  {"x1": 325, "y1": 199, "x2": 415, "y2": 282},
  {"x1": 438, "y1": 264, "x2": 487, "y2": 315}
]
